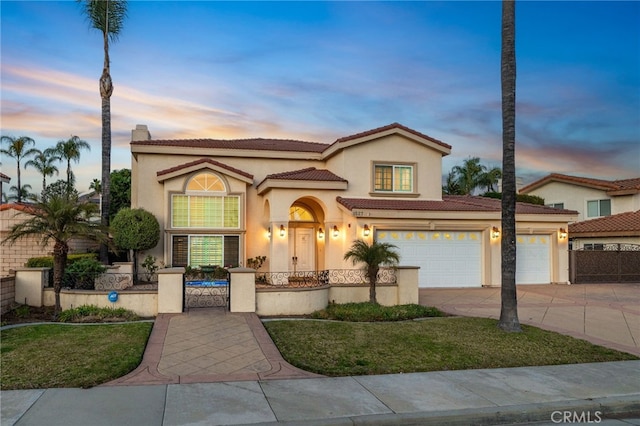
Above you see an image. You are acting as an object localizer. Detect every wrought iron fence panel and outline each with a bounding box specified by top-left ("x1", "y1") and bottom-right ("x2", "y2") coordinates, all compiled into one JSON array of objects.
[
  {"x1": 256, "y1": 271, "x2": 325, "y2": 288},
  {"x1": 184, "y1": 272, "x2": 230, "y2": 309},
  {"x1": 256, "y1": 268, "x2": 396, "y2": 288},
  {"x1": 62, "y1": 271, "x2": 134, "y2": 290}
]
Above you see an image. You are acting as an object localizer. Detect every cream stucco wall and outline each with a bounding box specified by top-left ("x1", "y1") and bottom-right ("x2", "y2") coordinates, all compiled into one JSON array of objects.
[{"x1": 524, "y1": 181, "x2": 639, "y2": 221}]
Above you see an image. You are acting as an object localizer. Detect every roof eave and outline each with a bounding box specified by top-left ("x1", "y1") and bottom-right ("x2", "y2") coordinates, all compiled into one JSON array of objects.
[{"x1": 257, "y1": 179, "x2": 348, "y2": 196}]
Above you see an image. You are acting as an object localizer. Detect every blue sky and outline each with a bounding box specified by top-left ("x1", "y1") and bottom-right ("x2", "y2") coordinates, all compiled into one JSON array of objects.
[{"x1": 1, "y1": 1, "x2": 639, "y2": 194}]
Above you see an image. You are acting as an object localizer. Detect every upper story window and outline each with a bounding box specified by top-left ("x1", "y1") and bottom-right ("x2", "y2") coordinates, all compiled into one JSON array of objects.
[
  {"x1": 587, "y1": 199, "x2": 611, "y2": 218},
  {"x1": 374, "y1": 163, "x2": 414, "y2": 193},
  {"x1": 171, "y1": 172, "x2": 240, "y2": 229},
  {"x1": 546, "y1": 202, "x2": 564, "y2": 209}
]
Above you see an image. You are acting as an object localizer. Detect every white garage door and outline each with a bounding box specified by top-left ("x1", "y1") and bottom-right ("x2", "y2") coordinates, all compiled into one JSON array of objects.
[
  {"x1": 516, "y1": 235, "x2": 550, "y2": 284},
  {"x1": 376, "y1": 230, "x2": 482, "y2": 288}
]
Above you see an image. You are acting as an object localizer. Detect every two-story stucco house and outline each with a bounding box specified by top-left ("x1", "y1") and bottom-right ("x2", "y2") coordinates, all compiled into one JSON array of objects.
[
  {"x1": 520, "y1": 173, "x2": 640, "y2": 222},
  {"x1": 130, "y1": 123, "x2": 577, "y2": 288},
  {"x1": 519, "y1": 173, "x2": 640, "y2": 251}
]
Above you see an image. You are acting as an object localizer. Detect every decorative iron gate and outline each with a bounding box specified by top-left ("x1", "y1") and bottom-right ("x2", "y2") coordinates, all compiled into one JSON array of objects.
[
  {"x1": 570, "y1": 244, "x2": 640, "y2": 284},
  {"x1": 183, "y1": 272, "x2": 230, "y2": 310}
]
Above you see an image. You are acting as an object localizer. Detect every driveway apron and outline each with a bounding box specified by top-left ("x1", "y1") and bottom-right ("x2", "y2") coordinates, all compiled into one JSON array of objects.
[{"x1": 420, "y1": 283, "x2": 640, "y2": 356}]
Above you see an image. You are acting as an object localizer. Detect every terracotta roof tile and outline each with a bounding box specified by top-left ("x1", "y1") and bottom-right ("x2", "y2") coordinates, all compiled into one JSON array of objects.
[
  {"x1": 132, "y1": 137, "x2": 329, "y2": 153},
  {"x1": 337, "y1": 195, "x2": 577, "y2": 215},
  {"x1": 264, "y1": 167, "x2": 347, "y2": 182},
  {"x1": 520, "y1": 173, "x2": 640, "y2": 194},
  {"x1": 156, "y1": 158, "x2": 253, "y2": 179},
  {"x1": 0, "y1": 203, "x2": 38, "y2": 214},
  {"x1": 333, "y1": 122, "x2": 452, "y2": 150},
  {"x1": 0, "y1": 172, "x2": 10, "y2": 181},
  {"x1": 569, "y1": 210, "x2": 640, "y2": 235}
]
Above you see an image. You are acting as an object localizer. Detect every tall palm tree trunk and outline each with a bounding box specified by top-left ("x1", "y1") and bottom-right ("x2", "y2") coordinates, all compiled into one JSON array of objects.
[
  {"x1": 498, "y1": 0, "x2": 521, "y2": 332},
  {"x1": 99, "y1": 32, "x2": 113, "y2": 264}
]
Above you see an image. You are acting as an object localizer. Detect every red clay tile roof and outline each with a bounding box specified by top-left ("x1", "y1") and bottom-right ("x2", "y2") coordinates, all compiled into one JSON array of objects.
[
  {"x1": 520, "y1": 173, "x2": 640, "y2": 194},
  {"x1": 0, "y1": 203, "x2": 38, "y2": 214},
  {"x1": 332, "y1": 122, "x2": 451, "y2": 150},
  {"x1": 0, "y1": 172, "x2": 10, "y2": 181},
  {"x1": 263, "y1": 167, "x2": 347, "y2": 182},
  {"x1": 156, "y1": 158, "x2": 253, "y2": 180},
  {"x1": 568, "y1": 210, "x2": 640, "y2": 236},
  {"x1": 131, "y1": 123, "x2": 451, "y2": 156},
  {"x1": 337, "y1": 195, "x2": 577, "y2": 215},
  {"x1": 132, "y1": 137, "x2": 329, "y2": 153}
]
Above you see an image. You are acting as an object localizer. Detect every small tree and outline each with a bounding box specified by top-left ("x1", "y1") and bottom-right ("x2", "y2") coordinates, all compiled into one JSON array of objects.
[
  {"x1": 344, "y1": 239, "x2": 400, "y2": 304},
  {"x1": 1, "y1": 188, "x2": 110, "y2": 314},
  {"x1": 111, "y1": 208, "x2": 160, "y2": 283}
]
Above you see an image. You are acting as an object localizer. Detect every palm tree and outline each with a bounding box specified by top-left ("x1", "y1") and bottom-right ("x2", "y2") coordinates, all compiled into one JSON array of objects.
[
  {"x1": 344, "y1": 239, "x2": 400, "y2": 304},
  {"x1": 1, "y1": 189, "x2": 110, "y2": 314},
  {"x1": 78, "y1": 0, "x2": 128, "y2": 263},
  {"x1": 442, "y1": 171, "x2": 463, "y2": 195},
  {"x1": 498, "y1": 0, "x2": 521, "y2": 332},
  {"x1": 25, "y1": 148, "x2": 61, "y2": 193},
  {"x1": 7, "y1": 184, "x2": 33, "y2": 203},
  {"x1": 54, "y1": 136, "x2": 91, "y2": 185},
  {"x1": 89, "y1": 178, "x2": 102, "y2": 195},
  {"x1": 480, "y1": 166, "x2": 503, "y2": 193},
  {"x1": 0, "y1": 136, "x2": 38, "y2": 203},
  {"x1": 451, "y1": 157, "x2": 487, "y2": 195}
]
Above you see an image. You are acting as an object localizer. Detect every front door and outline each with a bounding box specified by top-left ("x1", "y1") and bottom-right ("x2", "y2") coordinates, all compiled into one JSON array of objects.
[{"x1": 289, "y1": 227, "x2": 315, "y2": 272}]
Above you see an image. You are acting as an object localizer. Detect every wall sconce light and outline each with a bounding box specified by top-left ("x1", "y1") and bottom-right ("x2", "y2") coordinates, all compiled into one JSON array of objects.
[
  {"x1": 279, "y1": 225, "x2": 286, "y2": 237},
  {"x1": 559, "y1": 228, "x2": 568, "y2": 239},
  {"x1": 491, "y1": 226, "x2": 501, "y2": 239},
  {"x1": 267, "y1": 227, "x2": 271, "y2": 239},
  {"x1": 363, "y1": 224, "x2": 371, "y2": 237},
  {"x1": 332, "y1": 225, "x2": 339, "y2": 238},
  {"x1": 318, "y1": 228, "x2": 324, "y2": 239}
]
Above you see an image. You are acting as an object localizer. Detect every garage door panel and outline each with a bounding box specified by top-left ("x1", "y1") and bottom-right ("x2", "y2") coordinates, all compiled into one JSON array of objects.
[
  {"x1": 516, "y1": 235, "x2": 550, "y2": 284},
  {"x1": 377, "y1": 230, "x2": 482, "y2": 288}
]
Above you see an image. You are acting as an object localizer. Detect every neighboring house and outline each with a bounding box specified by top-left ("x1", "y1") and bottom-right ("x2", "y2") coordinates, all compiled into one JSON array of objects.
[
  {"x1": 130, "y1": 122, "x2": 577, "y2": 288},
  {"x1": 519, "y1": 173, "x2": 640, "y2": 222},
  {"x1": 569, "y1": 210, "x2": 640, "y2": 250}
]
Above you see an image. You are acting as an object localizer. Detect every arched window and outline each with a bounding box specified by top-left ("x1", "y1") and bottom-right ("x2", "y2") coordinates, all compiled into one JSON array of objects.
[
  {"x1": 187, "y1": 172, "x2": 225, "y2": 192},
  {"x1": 289, "y1": 204, "x2": 316, "y2": 222}
]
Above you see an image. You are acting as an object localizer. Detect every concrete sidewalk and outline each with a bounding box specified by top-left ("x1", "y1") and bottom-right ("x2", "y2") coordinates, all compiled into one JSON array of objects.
[{"x1": 3, "y1": 361, "x2": 639, "y2": 425}]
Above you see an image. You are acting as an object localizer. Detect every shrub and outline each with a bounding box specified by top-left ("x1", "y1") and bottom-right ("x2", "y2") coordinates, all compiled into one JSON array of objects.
[
  {"x1": 309, "y1": 302, "x2": 444, "y2": 322},
  {"x1": 140, "y1": 255, "x2": 158, "y2": 282},
  {"x1": 111, "y1": 208, "x2": 160, "y2": 283},
  {"x1": 63, "y1": 258, "x2": 107, "y2": 290},
  {"x1": 57, "y1": 305, "x2": 140, "y2": 323},
  {"x1": 26, "y1": 253, "x2": 98, "y2": 268}
]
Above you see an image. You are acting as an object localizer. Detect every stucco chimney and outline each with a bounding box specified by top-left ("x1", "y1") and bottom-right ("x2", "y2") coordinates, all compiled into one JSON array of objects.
[{"x1": 132, "y1": 124, "x2": 151, "y2": 141}]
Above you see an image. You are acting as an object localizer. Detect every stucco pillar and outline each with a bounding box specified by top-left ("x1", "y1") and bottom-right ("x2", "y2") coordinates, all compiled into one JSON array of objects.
[
  {"x1": 395, "y1": 266, "x2": 419, "y2": 305},
  {"x1": 229, "y1": 267, "x2": 256, "y2": 312},
  {"x1": 157, "y1": 267, "x2": 184, "y2": 313},
  {"x1": 14, "y1": 268, "x2": 49, "y2": 307}
]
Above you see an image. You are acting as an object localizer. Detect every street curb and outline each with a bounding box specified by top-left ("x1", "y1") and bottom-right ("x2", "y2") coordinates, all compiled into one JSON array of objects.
[{"x1": 244, "y1": 394, "x2": 640, "y2": 425}]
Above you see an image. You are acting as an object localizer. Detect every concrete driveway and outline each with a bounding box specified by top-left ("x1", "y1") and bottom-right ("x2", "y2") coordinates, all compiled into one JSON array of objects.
[{"x1": 420, "y1": 283, "x2": 640, "y2": 356}]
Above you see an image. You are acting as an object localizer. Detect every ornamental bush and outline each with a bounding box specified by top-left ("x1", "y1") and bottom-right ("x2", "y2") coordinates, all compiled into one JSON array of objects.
[{"x1": 111, "y1": 208, "x2": 160, "y2": 283}]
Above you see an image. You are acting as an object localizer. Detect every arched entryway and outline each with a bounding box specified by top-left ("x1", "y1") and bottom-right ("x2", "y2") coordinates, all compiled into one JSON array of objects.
[{"x1": 288, "y1": 199, "x2": 324, "y2": 272}]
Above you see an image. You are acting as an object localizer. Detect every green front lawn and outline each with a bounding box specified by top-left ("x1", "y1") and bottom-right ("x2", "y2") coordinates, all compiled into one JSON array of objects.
[
  {"x1": 1, "y1": 322, "x2": 152, "y2": 390},
  {"x1": 264, "y1": 316, "x2": 638, "y2": 376}
]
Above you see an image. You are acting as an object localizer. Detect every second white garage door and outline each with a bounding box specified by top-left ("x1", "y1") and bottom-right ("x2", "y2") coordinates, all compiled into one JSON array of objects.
[
  {"x1": 516, "y1": 235, "x2": 551, "y2": 284},
  {"x1": 376, "y1": 230, "x2": 482, "y2": 288}
]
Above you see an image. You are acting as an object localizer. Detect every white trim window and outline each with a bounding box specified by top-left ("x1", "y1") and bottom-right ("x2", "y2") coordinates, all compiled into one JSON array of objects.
[
  {"x1": 374, "y1": 164, "x2": 414, "y2": 193},
  {"x1": 587, "y1": 199, "x2": 611, "y2": 217}
]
